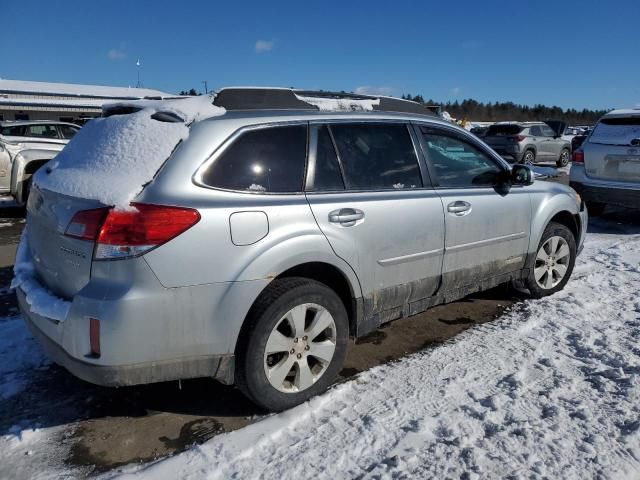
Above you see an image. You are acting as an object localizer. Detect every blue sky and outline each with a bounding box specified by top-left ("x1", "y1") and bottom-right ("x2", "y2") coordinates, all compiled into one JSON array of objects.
[{"x1": 3, "y1": 0, "x2": 639, "y2": 109}]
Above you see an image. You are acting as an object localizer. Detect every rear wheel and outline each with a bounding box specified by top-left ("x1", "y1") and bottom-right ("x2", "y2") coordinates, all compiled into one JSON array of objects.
[
  {"x1": 236, "y1": 277, "x2": 348, "y2": 411},
  {"x1": 525, "y1": 222, "x2": 576, "y2": 299},
  {"x1": 587, "y1": 201, "x2": 606, "y2": 217},
  {"x1": 522, "y1": 149, "x2": 535, "y2": 165},
  {"x1": 556, "y1": 148, "x2": 570, "y2": 167}
]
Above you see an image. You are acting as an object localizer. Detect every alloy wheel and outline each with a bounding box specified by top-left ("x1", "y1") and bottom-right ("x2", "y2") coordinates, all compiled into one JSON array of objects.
[
  {"x1": 534, "y1": 235, "x2": 571, "y2": 289},
  {"x1": 263, "y1": 303, "x2": 337, "y2": 393}
]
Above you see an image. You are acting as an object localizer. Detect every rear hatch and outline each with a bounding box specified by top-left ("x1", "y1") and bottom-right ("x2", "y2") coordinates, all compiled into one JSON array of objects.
[
  {"x1": 26, "y1": 184, "x2": 104, "y2": 299},
  {"x1": 23, "y1": 96, "x2": 224, "y2": 299},
  {"x1": 585, "y1": 115, "x2": 640, "y2": 183},
  {"x1": 483, "y1": 124, "x2": 524, "y2": 148}
]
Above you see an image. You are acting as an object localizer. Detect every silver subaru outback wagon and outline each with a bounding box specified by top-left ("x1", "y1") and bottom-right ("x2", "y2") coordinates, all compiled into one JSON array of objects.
[{"x1": 17, "y1": 88, "x2": 587, "y2": 411}]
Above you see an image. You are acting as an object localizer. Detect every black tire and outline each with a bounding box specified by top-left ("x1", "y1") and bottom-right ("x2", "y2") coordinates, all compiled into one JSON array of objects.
[
  {"x1": 236, "y1": 277, "x2": 349, "y2": 411},
  {"x1": 521, "y1": 149, "x2": 536, "y2": 165},
  {"x1": 21, "y1": 176, "x2": 33, "y2": 205},
  {"x1": 556, "y1": 148, "x2": 570, "y2": 167},
  {"x1": 524, "y1": 222, "x2": 576, "y2": 299},
  {"x1": 587, "y1": 201, "x2": 606, "y2": 217}
]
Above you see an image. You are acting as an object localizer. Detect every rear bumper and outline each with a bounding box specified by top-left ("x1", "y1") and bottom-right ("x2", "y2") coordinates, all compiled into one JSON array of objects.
[
  {"x1": 488, "y1": 145, "x2": 522, "y2": 163},
  {"x1": 570, "y1": 164, "x2": 640, "y2": 209},
  {"x1": 570, "y1": 181, "x2": 640, "y2": 209},
  {"x1": 18, "y1": 288, "x2": 235, "y2": 386},
  {"x1": 16, "y1": 251, "x2": 270, "y2": 387}
]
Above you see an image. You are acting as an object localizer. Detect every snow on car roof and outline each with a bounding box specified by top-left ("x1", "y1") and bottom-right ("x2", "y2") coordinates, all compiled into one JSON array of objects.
[{"x1": 33, "y1": 95, "x2": 225, "y2": 209}]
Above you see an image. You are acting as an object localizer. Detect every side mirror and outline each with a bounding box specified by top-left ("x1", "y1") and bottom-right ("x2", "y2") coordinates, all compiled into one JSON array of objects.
[{"x1": 511, "y1": 164, "x2": 534, "y2": 186}]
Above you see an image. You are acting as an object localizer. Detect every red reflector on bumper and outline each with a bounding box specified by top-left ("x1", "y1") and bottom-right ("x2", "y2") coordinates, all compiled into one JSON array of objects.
[{"x1": 89, "y1": 318, "x2": 101, "y2": 357}]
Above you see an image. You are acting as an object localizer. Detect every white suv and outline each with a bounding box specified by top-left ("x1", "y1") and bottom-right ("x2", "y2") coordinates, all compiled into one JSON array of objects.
[
  {"x1": 570, "y1": 109, "x2": 640, "y2": 215},
  {"x1": 0, "y1": 120, "x2": 79, "y2": 203}
]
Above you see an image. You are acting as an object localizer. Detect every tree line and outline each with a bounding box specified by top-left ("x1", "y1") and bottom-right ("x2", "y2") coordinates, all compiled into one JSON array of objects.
[
  {"x1": 178, "y1": 87, "x2": 607, "y2": 125},
  {"x1": 401, "y1": 94, "x2": 608, "y2": 125}
]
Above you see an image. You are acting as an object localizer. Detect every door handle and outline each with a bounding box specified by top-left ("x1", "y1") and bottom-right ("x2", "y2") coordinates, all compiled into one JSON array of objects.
[
  {"x1": 328, "y1": 208, "x2": 364, "y2": 226},
  {"x1": 447, "y1": 201, "x2": 471, "y2": 216}
]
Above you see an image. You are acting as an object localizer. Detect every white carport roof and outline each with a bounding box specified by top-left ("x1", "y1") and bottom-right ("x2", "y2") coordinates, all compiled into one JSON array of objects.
[{"x1": 0, "y1": 79, "x2": 174, "y2": 100}]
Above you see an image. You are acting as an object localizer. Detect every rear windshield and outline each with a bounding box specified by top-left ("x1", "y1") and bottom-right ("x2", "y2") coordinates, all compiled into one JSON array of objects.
[
  {"x1": 486, "y1": 125, "x2": 523, "y2": 136},
  {"x1": 590, "y1": 117, "x2": 640, "y2": 146}
]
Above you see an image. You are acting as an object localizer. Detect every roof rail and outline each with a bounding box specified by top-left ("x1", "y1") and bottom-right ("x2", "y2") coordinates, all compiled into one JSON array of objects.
[{"x1": 213, "y1": 87, "x2": 435, "y2": 116}]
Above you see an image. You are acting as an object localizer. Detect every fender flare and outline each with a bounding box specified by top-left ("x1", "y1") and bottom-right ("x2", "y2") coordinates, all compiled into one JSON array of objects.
[{"x1": 10, "y1": 148, "x2": 58, "y2": 203}]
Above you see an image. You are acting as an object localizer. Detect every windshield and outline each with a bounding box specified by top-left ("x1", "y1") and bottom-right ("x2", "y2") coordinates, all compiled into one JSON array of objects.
[
  {"x1": 590, "y1": 117, "x2": 640, "y2": 146},
  {"x1": 485, "y1": 125, "x2": 523, "y2": 136}
]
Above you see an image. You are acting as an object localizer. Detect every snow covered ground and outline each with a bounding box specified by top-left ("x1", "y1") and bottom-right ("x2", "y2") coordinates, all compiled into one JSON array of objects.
[
  {"x1": 2, "y1": 218, "x2": 640, "y2": 479},
  {"x1": 112, "y1": 225, "x2": 640, "y2": 479}
]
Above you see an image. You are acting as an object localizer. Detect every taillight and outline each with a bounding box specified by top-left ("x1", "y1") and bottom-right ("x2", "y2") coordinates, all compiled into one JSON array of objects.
[
  {"x1": 65, "y1": 208, "x2": 109, "y2": 240},
  {"x1": 572, "y1": 150, "x2": 584, "y2": 164},
  {"x1": 514, "y1": 135, "x2": 526, "y2": 142},
  {"x1": 65, "y1": 204, "x2": 200, "y2": 260}
]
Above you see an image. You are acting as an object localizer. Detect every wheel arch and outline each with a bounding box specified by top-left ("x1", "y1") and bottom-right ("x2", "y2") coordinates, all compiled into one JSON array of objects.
[{"x1": 234, "y1": 260, "x2": 361, "y2": 358}]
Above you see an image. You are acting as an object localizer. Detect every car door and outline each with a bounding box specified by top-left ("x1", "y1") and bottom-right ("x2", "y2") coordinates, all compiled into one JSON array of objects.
[
  {"x1": 540, "y1": 123, "x2": 562, "y2": 158},
  {"x1": 416, "y1": 124, "x2": 531, "y2": 291},
  {"x1": 528, "y1": 125, "x2": 546, "y2": 158},
  {"x1": 305, "y1": 122, "x2": 445, "y2": 325}
]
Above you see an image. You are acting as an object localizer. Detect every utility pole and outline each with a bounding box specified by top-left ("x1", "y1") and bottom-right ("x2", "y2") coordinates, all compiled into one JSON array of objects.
[
  {"x1": 136, "y1": 59, "x2": 142, "y2": 88},
  {"x1": 202, "y1": 80, "x2": 208, "y2": 94}
]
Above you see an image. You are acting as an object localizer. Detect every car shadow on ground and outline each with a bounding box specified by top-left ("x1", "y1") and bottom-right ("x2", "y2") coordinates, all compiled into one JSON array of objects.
[{"x1": 588, "y1": 207, "x2": 640, "y2": 235}]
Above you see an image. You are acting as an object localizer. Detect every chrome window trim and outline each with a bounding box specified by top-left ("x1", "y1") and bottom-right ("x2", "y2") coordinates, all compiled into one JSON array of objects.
[
  {"x1": 414, "y1": 121, "x2": 512, "y2": 190},
  {"x1": 306, "y1": 120, "x2": 427, "y2": 194},
  {"x1": 192, "y1": 120, "x2": 310, "y2": 196}
]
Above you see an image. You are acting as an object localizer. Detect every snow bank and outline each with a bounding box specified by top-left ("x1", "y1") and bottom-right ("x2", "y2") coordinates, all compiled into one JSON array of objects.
[
  {"x1": 113, "y1": 230, "x2": 640, "y2": 479},
  {"x1": 33, "y1": 96, "x2": 225, "y2": 209},
  {"x1": 11, "y1": 230, "x2": 70, "y2": 322},
  {"x1": 295, "y1": 94, "x2": 379, "y2": 112}
]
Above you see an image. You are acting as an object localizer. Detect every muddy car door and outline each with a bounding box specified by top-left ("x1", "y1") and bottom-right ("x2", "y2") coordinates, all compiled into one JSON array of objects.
[
  {"x1": 306, "y1": 122, "x2": 444, "y2": 327},
  {"x1": 416, "y1": 124, "x2": 531, "y2": 291}
]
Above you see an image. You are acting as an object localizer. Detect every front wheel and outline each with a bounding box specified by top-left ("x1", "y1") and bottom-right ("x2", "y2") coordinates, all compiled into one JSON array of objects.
[
  {"x1": 524, "y1": 222, "x2": 576, "y2": 299},
  {"x1": 556, "y1": 148, "x2": 570, "y2": 167},
  {"x1": 522, "y1": 149, "x2": 535, "y2": 165},
  {"x1": 236, "y1": 277, "x2": 348, "y2": 411}
]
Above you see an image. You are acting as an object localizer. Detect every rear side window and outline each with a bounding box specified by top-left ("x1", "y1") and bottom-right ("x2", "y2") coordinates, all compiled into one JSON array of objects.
[
  {"x1": 308, "y1": 125, "x2": 345, "y2": 191},
  {"x1": 486, "y1": 124, "x2": 523, "y2": 136},
  {"x1": 330, "y1": 123, "x2": 422, "y2": 190},
  {"x1": 529, "y1": 126, "x2": 542, "y2": 136},
  {"x1": 590, "y1": 117, "x2": 640, "y2": 146},
  {"x1": 59, "y1": 125, "x2": 79, "y2": 139},
  {"x1": 201, "y1": 125, "x2": 307, "y2": 193}
]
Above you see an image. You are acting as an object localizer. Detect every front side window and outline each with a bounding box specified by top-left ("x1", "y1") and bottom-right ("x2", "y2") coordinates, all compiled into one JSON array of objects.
[
  {"x1": 330, "y1": 123, "x2": 422, "y2": 190},
  {"x1": 201, "y1": 125, "x2": 307, "y2": 193},
  {"x1": 421, "y1": 128, "x2": 503, "y2": 188}
]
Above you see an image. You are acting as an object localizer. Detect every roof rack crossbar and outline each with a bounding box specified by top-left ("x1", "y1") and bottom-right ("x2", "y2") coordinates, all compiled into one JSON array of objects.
[{"x1": 213, "y1": 87, "x2": 435, "y2": 116}]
